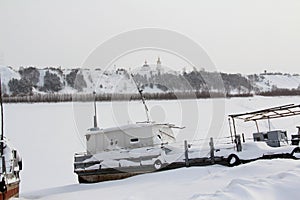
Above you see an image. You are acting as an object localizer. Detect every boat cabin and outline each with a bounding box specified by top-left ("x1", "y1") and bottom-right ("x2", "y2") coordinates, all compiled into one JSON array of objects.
[{"x1": 85, "y1": 123, "x2": 176, "y2": 154}]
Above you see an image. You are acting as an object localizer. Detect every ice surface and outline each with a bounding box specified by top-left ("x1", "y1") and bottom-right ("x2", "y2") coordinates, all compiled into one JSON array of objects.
[{"x1": 3, "y1": 96, "x2": 300, "y2": 199}]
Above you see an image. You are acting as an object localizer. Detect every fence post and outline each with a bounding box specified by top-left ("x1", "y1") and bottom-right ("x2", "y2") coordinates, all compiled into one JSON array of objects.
[
  {"x1": 236, "y1": 135, "x2": 242, "y2": 152},
  {"x1": 184, "y1": 140, "x2": 189, "y2": 167},
  {"x1": 242, "y1": 133, "x2": 245, "y2": 143},
  {"x1": 209, "y1": 137, "x2": 215, "y2": 164}
]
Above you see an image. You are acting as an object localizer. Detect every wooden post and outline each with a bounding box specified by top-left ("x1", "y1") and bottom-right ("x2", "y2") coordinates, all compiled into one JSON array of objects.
[
  {"x1": 209, "y1": 137, "x2": 215, "y2": 164},
  {"x1": 236, "y1": 135, "x2": 242, "y2": 152},
  {"x1": 232, "y1": 118, "x2": 237, "y2": 139},
  {"x1": 184, "y1": 140, "x2": 189, "y2": 167},
  {"x1": 242, "y1": 133, "x2": 245, "y2": 143},
  {"x1": 232, "y1": 117, "x2": 238, "y2": 150}
]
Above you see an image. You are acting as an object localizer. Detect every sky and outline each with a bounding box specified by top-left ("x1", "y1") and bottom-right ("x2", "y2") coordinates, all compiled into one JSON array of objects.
[{"x1": 0, "y1": 0, "x2": 300, "y2": 74}]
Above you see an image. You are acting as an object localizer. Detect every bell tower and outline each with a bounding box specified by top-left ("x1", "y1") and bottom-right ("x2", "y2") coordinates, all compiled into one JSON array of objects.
[{"x1": 156, "y1": 57, "x2": 163, "y2": 74}]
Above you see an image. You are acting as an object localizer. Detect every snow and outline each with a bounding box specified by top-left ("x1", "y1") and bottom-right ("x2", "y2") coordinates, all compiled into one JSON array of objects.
[
  {"x1": 0, "y1": 66, "x2": 20, "y2": 84},
  {"x1": 3, "y1": 66, "x2": 300, "y2": 95},
  {"x1": 3, "y1": 96, "x2": 300, "y2": 199},
  {"x1": 215, "y1": 141, "x2": 296, "y2": 160},
  {"x1": 19, "y1": 159, "x2": 300, "y2": 200},
  {"x1": 255, "y1": 74, "x2": 300, "y2": 91},
  {"x1": 0, "y1": 66, "x2": 20, "y2": 93}
]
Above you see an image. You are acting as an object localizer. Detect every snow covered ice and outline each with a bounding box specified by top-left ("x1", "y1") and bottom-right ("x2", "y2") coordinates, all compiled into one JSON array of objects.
[
  {"x1": 19, "y1": 159, "x2": 300, "y2": 200},
  {"x1": 4, "y1": 96, "x2": 300, "y2": 199}
]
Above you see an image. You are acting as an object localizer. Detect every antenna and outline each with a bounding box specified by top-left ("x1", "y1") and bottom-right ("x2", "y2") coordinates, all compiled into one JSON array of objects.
[
  {"x1": 93, "y1": 91, "x2": 98, "y2": 128},
  {"x1": 131, "y1": 74, "x2": 150, "y2": 122},
  {"x1": 0, "y1": 76, "x2": 6, "y2": 174},
  {"x1": 0, "y1": 76, "x2": 4, "y2": 156}
]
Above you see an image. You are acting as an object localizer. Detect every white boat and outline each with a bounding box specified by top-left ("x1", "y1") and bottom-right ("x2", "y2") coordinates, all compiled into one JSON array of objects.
[
  {"x1": 74, "y1": 75, "x2": 186, "y2": 183},
  {"x1": 0, "y1": 77, "x2": 22, "y2": 199},
  {"x1": 74, "y1": 121, "x2": 182, "y2": 183}
]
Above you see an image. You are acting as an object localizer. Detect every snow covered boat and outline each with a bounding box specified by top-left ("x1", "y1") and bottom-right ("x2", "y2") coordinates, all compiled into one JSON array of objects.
[
  {"x1": 74, "y1": 75, "x2": 184, "y2": 183},
  {"x1": 0, "y1": 78, "x2": 22, "y2": 199},
  {"x1": 0, "y1": 139, "x2": 22, "y2": 199},
  {"x1": 218, "y1": 104, "x2": 300, "y2": 166},
  {"x1": 74, "y1": 122, "x2": 182, "y2": 183}
]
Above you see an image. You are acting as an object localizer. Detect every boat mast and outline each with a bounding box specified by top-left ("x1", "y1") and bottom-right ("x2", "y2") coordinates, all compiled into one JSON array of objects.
[
  {"x1": 93, "y1": 91, "x2": 98, "y2": 128},
  {"x1": 131, "y1": 74, "x2": 150, "y2": 122},
  {"x1": 0, "y1": 76, "x2": 6, "y2": 175}
]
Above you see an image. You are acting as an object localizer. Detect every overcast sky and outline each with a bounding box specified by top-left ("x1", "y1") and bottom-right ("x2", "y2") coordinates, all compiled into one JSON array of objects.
[{"x1": 0, "y1": 0, "x2": 299, "y2": 74}]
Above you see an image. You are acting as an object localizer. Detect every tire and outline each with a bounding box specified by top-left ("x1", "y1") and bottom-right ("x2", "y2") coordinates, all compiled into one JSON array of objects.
[
  {"x1": 153, "y1": 159, "x2": 162, "y2": 170},
  {"x1": 291, "y1": 147, "x2": 300, "y2": 158},
  {"x1": 227, "y1": 154, "x2": 241, "y2": 167}
]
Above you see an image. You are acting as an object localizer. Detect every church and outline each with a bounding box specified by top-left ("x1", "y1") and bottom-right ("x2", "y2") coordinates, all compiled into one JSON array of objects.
[{"x1": 138, "y1": 57, "x2": 164, "y2": 77}]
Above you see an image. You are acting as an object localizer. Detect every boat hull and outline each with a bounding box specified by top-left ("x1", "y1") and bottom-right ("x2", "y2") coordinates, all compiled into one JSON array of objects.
[
  {"x1": 75, "y1": 158, "x2": 224, "y2": 183},
  {"x1": 0, "y1": 180, "x2": 20, "y2": 200},
  {"x1": 78, "y1": 170, "x2": 149, "y2": 183},
  {"x1": 76, "y1": 165, "x2": 157, "y2": 183}
]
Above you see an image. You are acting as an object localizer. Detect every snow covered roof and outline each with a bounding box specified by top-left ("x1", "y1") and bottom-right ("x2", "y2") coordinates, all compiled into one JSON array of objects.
[
  {"x1": 229, "y1": 104, "x2": 300, "y2": 122},
  {"x1": 86, "y1": 122, "x2": 168, "y2": 135}
]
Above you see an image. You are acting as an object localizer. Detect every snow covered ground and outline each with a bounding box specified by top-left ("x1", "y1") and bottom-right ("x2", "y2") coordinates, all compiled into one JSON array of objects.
[
  {"x1": 255, "y1": 74, "x2": 300, "y2": 91},
  {"x1": 20, "y1": 159, "x2": 300, "y2": 200},
  {"x1": 3, "y1": 96, "x2": 300, "y2": 199}
]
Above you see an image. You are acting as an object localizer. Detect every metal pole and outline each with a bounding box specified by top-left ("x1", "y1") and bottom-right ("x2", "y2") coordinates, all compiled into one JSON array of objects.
[
  {"x1": 0, "y1": 77, "x2": 4, "y2": 157},
  {"x1": 209, "y1": 137, "x2": 215, "y2": 164},
  {"x1": 131, "y1": 74, "x2": 150, "y2": 122},
  {"x1": 184, "y1": 140, "x2": 189, "y2": 167},
  {"x1": 255, "y1": 120, "x2": 259, "y2": 133},
  {"x1": 0, "y1": 76, "x2": 5, "y2": 174},
  {"x1": 93, "y1": 91, "x2": 98, "y2": 128},
  {"x1": 232, "y1": 117, "x2": 237, "y2": 139},
  {"x1": 268, "y1": 117, "x2": 271, "y2": 131},
  {"x1": 228, "y1": 118, "x2": 234, "y2": 143}
]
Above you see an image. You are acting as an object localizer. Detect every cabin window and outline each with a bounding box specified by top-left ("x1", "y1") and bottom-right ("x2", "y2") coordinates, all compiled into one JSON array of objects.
[{"x1": 130, "y1": 138, "x2": 139, "y2": 144}]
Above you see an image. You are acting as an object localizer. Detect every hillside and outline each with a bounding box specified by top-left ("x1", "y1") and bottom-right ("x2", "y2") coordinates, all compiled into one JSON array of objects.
[{"x1": 1, "y1": 66, "x2": 300, "y2": 98}]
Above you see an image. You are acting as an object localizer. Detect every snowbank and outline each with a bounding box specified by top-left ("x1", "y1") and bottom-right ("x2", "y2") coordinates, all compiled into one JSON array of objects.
[{"x1": 20, "y1": 159, "x2": 300, "y2": 200}]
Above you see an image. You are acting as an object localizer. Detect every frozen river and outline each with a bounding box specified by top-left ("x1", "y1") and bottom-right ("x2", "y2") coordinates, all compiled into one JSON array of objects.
[{"x1": 4, "y1": 96, "x2": 300, "y2": 193}]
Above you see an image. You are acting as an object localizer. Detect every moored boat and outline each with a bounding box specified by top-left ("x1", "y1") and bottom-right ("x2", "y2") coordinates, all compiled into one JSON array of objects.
[
  {"x1": 74, "y1": 75, "x2": 184, "y2": 183},
  {"x1": 0, "y1": 77, "x2": 22, "y2": 199}
]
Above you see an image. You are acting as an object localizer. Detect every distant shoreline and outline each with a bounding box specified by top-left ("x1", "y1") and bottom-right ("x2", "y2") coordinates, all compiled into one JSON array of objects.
[{"x1": 3, "y1": 90, "x2": 300, "y2": 103}]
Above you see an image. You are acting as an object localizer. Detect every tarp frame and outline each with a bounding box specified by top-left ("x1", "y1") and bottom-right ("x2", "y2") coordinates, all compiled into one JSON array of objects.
[
  {"x1": 228, "y1": 104, "x2": 300, "y2": 146},
  {"x1": 229, "y1": 104, "x2": 300, "y2": 122}
]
